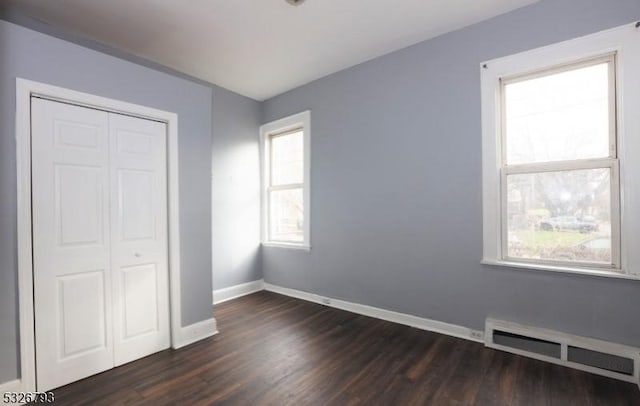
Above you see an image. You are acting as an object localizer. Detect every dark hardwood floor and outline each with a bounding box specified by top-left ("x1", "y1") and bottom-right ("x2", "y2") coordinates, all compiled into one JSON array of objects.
[{"x1": 46, "y1": 291, "x2": 640, "y2": 405}]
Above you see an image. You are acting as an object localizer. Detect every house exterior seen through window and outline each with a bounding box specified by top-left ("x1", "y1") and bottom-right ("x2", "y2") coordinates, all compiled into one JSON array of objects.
[
  {"x1": 481, "y1": 24, "x2": 640, "y2": 278},
  {"x1": 502, "y1": 57, "x2": 619, "y2": 267}
]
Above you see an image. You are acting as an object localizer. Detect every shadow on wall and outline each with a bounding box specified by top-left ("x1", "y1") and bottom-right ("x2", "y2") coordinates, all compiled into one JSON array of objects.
[{"x1": 212, "y1": 140, "x2": 262, "y2": 289}]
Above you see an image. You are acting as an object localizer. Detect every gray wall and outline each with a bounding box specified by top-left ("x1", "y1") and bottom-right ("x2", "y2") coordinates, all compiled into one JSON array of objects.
[
  {"x1": 211, "y1": 87, "x2": 262, "y2": 290},
  {"x1": 0, "y1": 19, "x2": 215, "y2": 382},
  {"x1": 262, "y1": 0, "x2": 640, "y2": 347},
  {"x1": 2, "y1": 0, "x2": 639, "y2": 387}
]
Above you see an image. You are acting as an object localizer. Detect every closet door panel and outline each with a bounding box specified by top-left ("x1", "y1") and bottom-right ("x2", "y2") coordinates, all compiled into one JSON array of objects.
[
  {"x1": 32, "y1": 98, "x2": 114, "y2": 391},
  {"x1": 109, "y1": 113, "x2": 170, "y2": 366}
]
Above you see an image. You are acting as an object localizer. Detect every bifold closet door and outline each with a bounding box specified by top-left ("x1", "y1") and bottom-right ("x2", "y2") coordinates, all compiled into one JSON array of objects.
[
  {"x1": 108, "y1": 113, "x2": 170, "y2": 366},
  {"x1": 32, "y1": 98, "x2": 114, "y2": 391},
  {"x1": 32, "y1": 98, "x2": 170, "y2": 391}
]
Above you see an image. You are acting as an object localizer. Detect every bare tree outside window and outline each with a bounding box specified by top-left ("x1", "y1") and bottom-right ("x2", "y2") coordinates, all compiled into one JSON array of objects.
[{"x1": 502, "y1": 58, "x2": 619, "y2": 267}]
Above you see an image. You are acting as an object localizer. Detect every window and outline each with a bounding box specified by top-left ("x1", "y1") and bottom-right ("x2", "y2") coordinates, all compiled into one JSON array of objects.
[
  {"x1": 503, "y1": 57, "x2": 620, "y2": 267},
  {"x1": 260, "y1": 111, "x2": 310, "y2": 249},
  {"x1": 481, "y1": 23, "x2": 640, "y2": 278}
]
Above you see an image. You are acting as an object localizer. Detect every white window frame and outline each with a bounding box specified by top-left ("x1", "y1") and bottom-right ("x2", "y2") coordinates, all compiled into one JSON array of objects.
[
  {"x1": 260, "y1": 111, "x2": 311, "y2": 250},
  {"x1": 481, "y1": 22, "x2": 640, "y2": 279},
  {"x1": 500, "y1": 55, "x2": 621, "y2": 270}
]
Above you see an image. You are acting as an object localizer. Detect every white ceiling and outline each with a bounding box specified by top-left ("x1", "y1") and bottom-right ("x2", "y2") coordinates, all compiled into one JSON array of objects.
[{"x1": 8, "y1": 0, "x2": 537, "y2": 100}]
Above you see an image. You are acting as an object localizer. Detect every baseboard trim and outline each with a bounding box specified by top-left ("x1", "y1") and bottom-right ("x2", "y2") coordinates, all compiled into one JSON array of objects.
[
  {"x1": 263, "y1": 283, "x2": 484, "y2": 343},
  {"x1": 0, "y1": 379, "x2": 22, "y2": 393},
  {"x1": 213, "y1": 279, "x2": 264, "y2": 304},
  {"x1": 175, "y1": 317, "x2": 218, "y2": 349},
  {"x1": 0, "y1": 379, "x2": 24, "y2": 405}
]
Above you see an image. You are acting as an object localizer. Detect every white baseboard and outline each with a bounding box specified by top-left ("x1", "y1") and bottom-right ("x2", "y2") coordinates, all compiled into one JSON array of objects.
[
  {"x1": 175, "y1": 317, "x2": 218, "y2": 349},
  {"x1": 213, "y1": 279, "x2": 264, "y2": 304},
  {"x1": 0, "y1": 379, "x2": 24, "y2": 405},
  {"x1": 263, "y1": 283, "x2": 484, "y2": 343}
]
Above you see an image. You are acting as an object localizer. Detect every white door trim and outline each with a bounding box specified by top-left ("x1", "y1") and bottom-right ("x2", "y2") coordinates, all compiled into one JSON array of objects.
[{"x1": 15, "y1": 78, "x2": 184, "y2": 392}]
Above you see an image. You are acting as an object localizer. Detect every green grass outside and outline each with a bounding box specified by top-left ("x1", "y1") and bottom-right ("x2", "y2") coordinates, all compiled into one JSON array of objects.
[{"x1": 515, "y1": 230, "x2": 591, "y2": 248}]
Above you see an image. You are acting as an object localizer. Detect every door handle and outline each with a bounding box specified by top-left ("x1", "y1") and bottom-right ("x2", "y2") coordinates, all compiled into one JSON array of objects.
[{"x1": 134, "y1": 252, "x2": 142, "y2": 258}]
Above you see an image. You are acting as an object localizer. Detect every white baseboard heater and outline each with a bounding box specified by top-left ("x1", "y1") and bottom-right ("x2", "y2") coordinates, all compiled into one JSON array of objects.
[{"x1": 485, "y1": 318, "x2": 640, "y2": 385}]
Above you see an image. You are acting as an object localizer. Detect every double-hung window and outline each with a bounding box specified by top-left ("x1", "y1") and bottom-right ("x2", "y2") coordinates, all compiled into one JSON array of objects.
[
  {"x1": 260, "y1": 111, "x2": 310, "y2": 249},
  {"x1": 503, "y1": 56, "x2": 620, "y2": 267},
  {"x1": 481, "y1": 23, "x2": 640, "y2": 278}
]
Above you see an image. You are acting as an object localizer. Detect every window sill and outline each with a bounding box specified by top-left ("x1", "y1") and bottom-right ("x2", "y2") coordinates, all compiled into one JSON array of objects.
[
  {"x1": 262, "y1": 242, "x2": 311, "y2": 251},
  {"x1": 481, "y1": 258, "x2": 640, "y2": 281}
]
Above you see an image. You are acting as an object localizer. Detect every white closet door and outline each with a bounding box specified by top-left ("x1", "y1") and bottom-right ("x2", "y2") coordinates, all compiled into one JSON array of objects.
[
  {"x1": 109, "y1": 113, "x2": 170, "y2": 366},
  {"x1": 32, "y1": 98, "x2": 114, "y2": 391},
  {"x1": 32, "y1": 98, "x2": 171, "y2": 390}
]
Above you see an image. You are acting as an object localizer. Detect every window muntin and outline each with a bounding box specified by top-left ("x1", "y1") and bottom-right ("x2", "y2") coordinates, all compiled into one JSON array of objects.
[{"x1": 500, "y1": 56, "x2": 620, "y2": 269}]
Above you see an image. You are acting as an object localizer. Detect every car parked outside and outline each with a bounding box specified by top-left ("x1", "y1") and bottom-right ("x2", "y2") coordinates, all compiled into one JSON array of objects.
[{"x1": 539, "y1": 216, "x2": 599, "y2": 233}]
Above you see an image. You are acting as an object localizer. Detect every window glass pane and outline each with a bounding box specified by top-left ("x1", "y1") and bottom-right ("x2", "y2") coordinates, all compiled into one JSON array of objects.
[
  {"x1": 271, "y1": 130, "x2": 303, "y2": 185},
  {"x1": 506, "y1": 168, "x2": 612, "y2": 265},
  {"x1": 269, "y1": 188, "x2": 304, "y2": 243},
  {"x1": 505, "y1": 62, "x2": 611, "y2": 164}
]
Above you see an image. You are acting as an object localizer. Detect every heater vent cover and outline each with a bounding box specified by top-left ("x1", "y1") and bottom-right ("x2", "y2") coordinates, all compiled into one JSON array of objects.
[
  {"x1": 485, "y1": 318, "x2": 639, "y2": 385},
  {"x1": 493, "y1": 330, "x2": 561, "y2": 359},
  {"x1": 568, "y1": 346, "x2": 634, "y2": 376}
]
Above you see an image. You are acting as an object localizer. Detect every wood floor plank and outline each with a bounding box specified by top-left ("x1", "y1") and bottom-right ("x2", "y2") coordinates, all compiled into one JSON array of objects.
[{"x1": 39, "y1": 291, "x2": 640, "y2": 405}]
